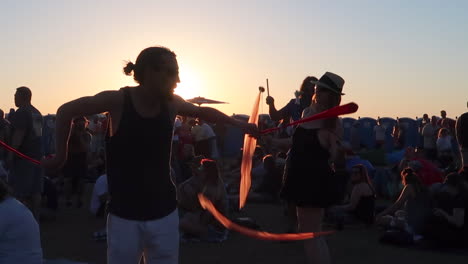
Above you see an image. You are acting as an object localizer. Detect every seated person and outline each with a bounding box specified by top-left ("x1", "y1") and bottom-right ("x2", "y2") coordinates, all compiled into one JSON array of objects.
[
  {"x1": 90, "y1": 173, "x2": 108, "y2": 217},
  {"x1": 329, "y1": 164, "x2": 376, "y2": 227},
  {"x1": 249, "y1": 154, "x2": 283, "y2": 203},
  {"x1": 0, "y1": 178, "x2": 42, "y2": 263},
  {"x1": 424, "y1": 172, "x2": 467, "y2": 247},
  {"x1": 89, "y1": 173, "x2": 108, "y2": 241},
  {"x1": 400, "y1": 147, "x2": 443, "y2": 186},
  {"x1": 376, "y1": 168, "x2": 432, "y2": 236},
  {"x1": 178, "y1": 159, "x2": 228, "y2": 242},
  {"x1": 345, "y1": 147, "x2": 375, "y2": 177}
]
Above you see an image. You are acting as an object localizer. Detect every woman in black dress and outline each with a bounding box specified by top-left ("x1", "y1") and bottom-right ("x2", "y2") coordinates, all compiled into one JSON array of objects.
[{"x1": 281, "y1": 72, "x2": 346, "y2": 264}]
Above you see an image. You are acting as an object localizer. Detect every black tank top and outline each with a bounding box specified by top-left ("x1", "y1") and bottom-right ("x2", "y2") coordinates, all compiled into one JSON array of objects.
[{"x1": 106, "y1": 88, "x2": 177, "y2": 220}]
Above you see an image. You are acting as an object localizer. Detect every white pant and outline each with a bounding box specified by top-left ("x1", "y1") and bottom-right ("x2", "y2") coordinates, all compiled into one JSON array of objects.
[{"x1": 107, "y1": 209, "x2": 179, "y2": 264}]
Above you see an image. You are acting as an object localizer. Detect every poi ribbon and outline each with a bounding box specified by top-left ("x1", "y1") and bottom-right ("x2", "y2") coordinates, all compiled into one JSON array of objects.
[
  {"x1": 0, "y1": 140, "x2": 41, "y2": 165},
  {"x1": 239, "y1": 89, "x2": 262, "y2": 209},
  {"x1": 198, "y1": 193, "x2": 334, "y2": 241},
  {"x1": 261, "y1": 102, "x2": 359, "y2": 135}
]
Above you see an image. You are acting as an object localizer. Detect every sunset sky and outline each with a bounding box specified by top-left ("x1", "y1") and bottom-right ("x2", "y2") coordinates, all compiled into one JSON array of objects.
[{"x1": 1, "y1": 0, "x2": 467, "y2": 119}]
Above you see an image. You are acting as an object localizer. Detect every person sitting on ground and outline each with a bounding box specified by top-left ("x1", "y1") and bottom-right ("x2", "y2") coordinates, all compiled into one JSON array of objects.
[
  {"x1": 178, "y1": 159, "x2": 228, "y2": 242},
  {"x1": 0, "y1": 178, "x2": 42, "y2": 264},
  {"x1": 424, "y1": 172, "x2": 467, "y2": 247},
  {"x1": 376, "y1": 168, "x2": 432, "y2": 236},
  {"x1": 344, "y1": 145, "x2": 375, "y2": 177},
  {"x1": 329, "y1": 164, "x2": 376, "y2": 228},
  {"x1": 249, "y1": 154, "x2": 283, "y2": 203},
  {"x1": 400, "y1": 147, "x2": 443, "y2": 186},
  {"x1": 90, "y1": 172, "x2": 108, "y2": 241}
]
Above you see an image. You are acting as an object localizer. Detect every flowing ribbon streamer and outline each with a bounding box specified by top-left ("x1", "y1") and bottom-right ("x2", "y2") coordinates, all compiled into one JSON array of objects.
[
  {"x1": 0, "y1": 140, "x2": 41, "y2": 165},
  {"x1": 198, "y1": 193, "x2": 334, "y2": 241},
  {"x1": 261, "y1": 102, "x2": 359, "y2": 135},
  {"x1": 239, "y1": 89, "x2": 262, "y2": 209}
]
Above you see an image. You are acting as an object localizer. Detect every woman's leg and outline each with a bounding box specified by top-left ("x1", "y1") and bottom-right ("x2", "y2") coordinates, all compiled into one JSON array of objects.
[{"x1": 297, "y1": 207, "x2": 330, "y2": 264}]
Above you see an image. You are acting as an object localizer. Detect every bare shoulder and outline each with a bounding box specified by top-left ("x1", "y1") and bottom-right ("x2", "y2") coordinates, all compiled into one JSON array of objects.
[
  {"x1": 171, "y1": 94, "x2": 200, "y2": 117},
  {"x1": 57, "y1": 89, "x2": 125, "y2": 119},
  {"x1": 92, "y1": 90, "x2": 124, "y2": 108},
  {"x1": 171, "y1": 94, "x2": 188, "y2": 107}
]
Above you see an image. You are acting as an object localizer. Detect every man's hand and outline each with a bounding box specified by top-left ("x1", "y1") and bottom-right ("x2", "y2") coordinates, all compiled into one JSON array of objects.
[
  {"x1": 265, "y1": 96, "x2": 275, "y2": 106},
  {"x1": 240, "y1": 122, "x2": 260, "y2": 138}
]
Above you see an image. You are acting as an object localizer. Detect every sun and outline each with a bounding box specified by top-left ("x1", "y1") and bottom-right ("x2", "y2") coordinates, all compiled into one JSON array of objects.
[{"x1": 174, "y1": 64, "x2": 202, "y2": 100}]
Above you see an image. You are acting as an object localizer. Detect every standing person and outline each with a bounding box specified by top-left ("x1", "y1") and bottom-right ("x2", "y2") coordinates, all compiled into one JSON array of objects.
[
  {"x1": 62, "y1": 116, "x2": 92, "y2": 208},
  {"x1": 458, "y1": 112, "x2": 468, "y2": 177},
  {"x1": 7, "y1": 87, "x2": 43, "y2": 220},
  {"x1": 266, "y1": 76, "x2": 318, "y2": 122},
  {"x1": 373, "y1": 117, "x2": 386, "y2": 149},
  {"x1": 393, "y1": 118, "x2": 405, "y2": 148},
  {"x1": 419, "y1": 114, "x2": 430, "y2": 133},
  {"x1": 0, "y1": 109, "x2": 12, "y2": 162},
  {"x1": 265, "y1": 76, "x2": 318, "y2": 234},
  {"x1": 438, "y1": 110, "x2": 456, "y2": 133},
  {"x1": 280, "y1": 72, "x2": 346, "y2": 264},
  {"x1": 42, "y1": 46, "x2": 258, "y2": 264},
  {"x1": 350, "y1": 119, "x2": 361, "y2": 152},
  {"x1": 422, "y1": 116, "x2": 439, "y2": 161}
]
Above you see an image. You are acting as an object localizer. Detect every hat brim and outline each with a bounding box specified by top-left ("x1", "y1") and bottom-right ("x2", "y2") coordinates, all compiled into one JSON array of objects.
[{"x1": 310, "y1": 80, "x2": 345, "y2": 95}]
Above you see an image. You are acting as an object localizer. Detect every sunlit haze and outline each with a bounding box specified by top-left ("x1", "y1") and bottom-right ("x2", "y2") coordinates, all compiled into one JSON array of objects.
[{"x1": 1, "y1": 0, "x2": 467, "y2": 119}]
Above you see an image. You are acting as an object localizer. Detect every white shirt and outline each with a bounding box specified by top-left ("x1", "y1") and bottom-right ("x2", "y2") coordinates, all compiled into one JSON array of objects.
[
  {"x1": 0, "y1": 197, "x2": 42, "y2": 264},
  {"x1": 90, "y1": 174, "x2": 108, "y2": 215}
]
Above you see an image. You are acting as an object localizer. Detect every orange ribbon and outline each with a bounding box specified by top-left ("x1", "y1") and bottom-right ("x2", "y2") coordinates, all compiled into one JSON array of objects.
[
  {"x1": 239, "y1": 90, "x2": 262, "y2": 209},
  {"x1": 198, "y1": 193, "x2": 334, "y2": 241}
]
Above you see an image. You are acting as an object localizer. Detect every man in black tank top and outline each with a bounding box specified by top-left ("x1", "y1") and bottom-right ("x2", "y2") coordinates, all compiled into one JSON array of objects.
[{"x1": 43, "y1": 46, "x2": 258, "y2": 264}]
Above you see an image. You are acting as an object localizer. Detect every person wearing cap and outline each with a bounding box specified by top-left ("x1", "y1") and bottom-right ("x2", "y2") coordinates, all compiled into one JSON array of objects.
[
  {"x1": 280, "y1": 72, "x2": 346, "y2": 264},
  {"x1": 265, "y1": 76, "x2": 318, "y2": 122}
]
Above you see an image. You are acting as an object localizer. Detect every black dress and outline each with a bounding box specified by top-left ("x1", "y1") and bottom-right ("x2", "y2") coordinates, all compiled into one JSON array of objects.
[{"x1": 281, "y1": 126, "x2": 345, "y2": 208}]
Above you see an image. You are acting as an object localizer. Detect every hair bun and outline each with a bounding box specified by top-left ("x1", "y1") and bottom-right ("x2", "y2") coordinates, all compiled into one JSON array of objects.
[{"x1": 123, "y1": 61, "x2": 135, "y2": 76}]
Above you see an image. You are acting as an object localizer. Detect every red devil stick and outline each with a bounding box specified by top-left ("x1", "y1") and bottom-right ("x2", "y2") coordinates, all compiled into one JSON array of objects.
[
  {"x1": 198, "y1": 194, "x2": 334, "y2": 241},
  {"x1": 0, "y1": 140, "x2": 41, "y2": 165},
  {"x1": 261, "y1": 102, "x2": 358, "y2": 135}
]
